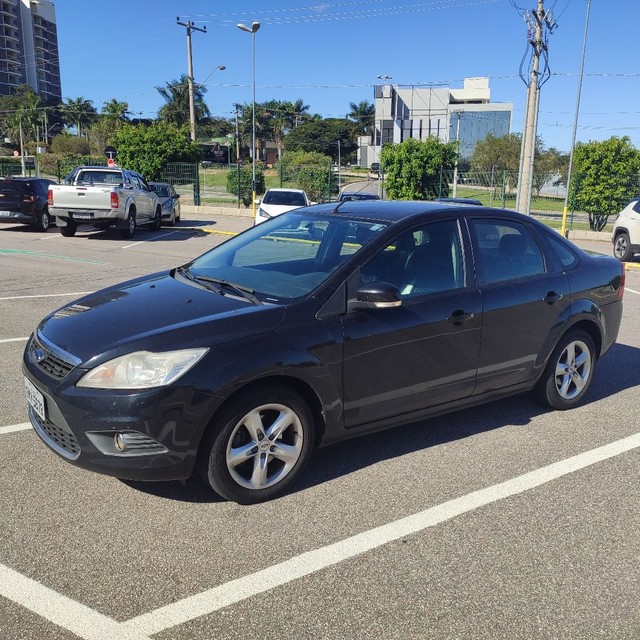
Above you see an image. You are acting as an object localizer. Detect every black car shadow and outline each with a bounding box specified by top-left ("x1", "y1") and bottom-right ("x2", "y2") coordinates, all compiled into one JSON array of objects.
[{"x1": 122, "y1": 342, "x2": 640, "y2": 504}]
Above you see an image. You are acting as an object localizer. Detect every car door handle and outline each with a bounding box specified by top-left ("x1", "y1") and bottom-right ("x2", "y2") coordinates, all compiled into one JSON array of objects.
[
  {"x1": 448, "y1": 310, "x2": 475, "y2": 325},
  {"x1": 544, "y1": 291, "x2": 564, "y2": 304}
]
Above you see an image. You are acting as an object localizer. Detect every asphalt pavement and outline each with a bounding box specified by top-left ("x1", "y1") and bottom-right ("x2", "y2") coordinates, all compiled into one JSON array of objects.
[{"x1": 1, "y1": 214, "x2": 639, "y2": 640}]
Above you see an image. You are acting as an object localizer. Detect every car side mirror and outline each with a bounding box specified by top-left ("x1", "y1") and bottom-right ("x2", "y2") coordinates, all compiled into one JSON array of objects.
[{"x1": 348, "y1": 282, "x2": 402, "y2": 311}]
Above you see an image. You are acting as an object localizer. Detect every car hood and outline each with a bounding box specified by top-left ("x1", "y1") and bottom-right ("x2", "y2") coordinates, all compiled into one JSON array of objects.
[
  {"x1": 259, "y1": 204, "x2": 303, "y2": 217},
  {"x1": 37, "y1": 271, "x2": 285, "y2": 366}
]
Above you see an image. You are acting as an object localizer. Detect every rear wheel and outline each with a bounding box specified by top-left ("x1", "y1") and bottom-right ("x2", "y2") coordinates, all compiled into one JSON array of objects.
[
  {"x1": 59, "y1": 220, "x2": 77, "y2": 237},
  {"x1": 535, "y1": 330, "x2": 596, "y2": 410},
  {"x1": 198, "y1": 385, "x2": 315, "y2": 504},
  {"x1": 37, "y1": 210, "x2": 50, "y2": 232},
  {"x1": 613, "y1": 232, "x2": 633, "y2": 262},
  {"x1": 120, "y1": 210, "x2": 136, "y2": 239}
]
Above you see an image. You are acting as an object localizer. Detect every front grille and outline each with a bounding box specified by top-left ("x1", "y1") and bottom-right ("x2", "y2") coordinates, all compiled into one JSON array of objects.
[
  {"x1": 30, "y1": 409, "x2": 80, "y2": 459},
  {"x1": 29, "y1": 334, "x2": 77, "y2": 381}
]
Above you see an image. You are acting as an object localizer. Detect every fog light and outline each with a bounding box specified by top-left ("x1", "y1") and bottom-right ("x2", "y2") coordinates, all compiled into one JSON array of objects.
[{"x1": 114, "y1": 433, "x2": 126, "y2": 451}]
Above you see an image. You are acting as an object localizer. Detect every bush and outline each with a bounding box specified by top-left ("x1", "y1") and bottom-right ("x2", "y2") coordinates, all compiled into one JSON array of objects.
[{"x1": 226, "y1": 165, "x2": 265, "y2": 207}]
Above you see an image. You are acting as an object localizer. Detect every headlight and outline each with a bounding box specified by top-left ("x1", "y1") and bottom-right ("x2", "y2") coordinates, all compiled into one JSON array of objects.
[
  {"x1": 258, "y1": 207, "x2": 270, "y2": 219},
  {"x1": 77, "y1": 348, "x2": 209, "y2": 389}
]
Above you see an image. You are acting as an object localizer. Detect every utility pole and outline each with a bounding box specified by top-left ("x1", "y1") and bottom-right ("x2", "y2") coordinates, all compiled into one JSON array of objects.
[
  {"x1": 177, "y1": 17, "x2": 207, "y2": 142},
  {"x1": 452, "y1": 111, "x2": 462, "y2": 197},
  {"x1": 234, "y1": 103, "x2": 242, "y2": 208},
  {"x1": 516, "y1": 0, "x2": 556, "y2": 214}
]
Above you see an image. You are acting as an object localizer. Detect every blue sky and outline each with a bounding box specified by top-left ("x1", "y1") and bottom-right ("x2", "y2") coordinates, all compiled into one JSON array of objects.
[{"x1": 54, "y1": 0, "x2": 638, "y2": 152}]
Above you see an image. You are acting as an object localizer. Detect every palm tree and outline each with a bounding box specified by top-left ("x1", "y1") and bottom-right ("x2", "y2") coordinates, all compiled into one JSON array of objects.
[
  {"x1": 61, "y1": 97, "x2": 97, "y2": 137},
  {"x1": 348, "y1": 100, "x2": 375, "y2": 135},
  {"x1": 289, "y1": 98, "x2": 310, "y2": 129},
  {"x1": 156, "y1": 75, "x2": 210, "y2": 128},
  {"x1": 101, "y1": 99, "x2": 130, "y2": 122}
]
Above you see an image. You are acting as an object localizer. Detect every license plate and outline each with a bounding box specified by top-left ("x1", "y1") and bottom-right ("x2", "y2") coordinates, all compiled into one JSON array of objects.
[
  {"x1": 73, "y1": 214, "x2": 92, "y2": 219},
  {"x1": 0, "y1": 211, "x2": 12, "y2": 217},
  {"x1": 24, "y1": 377, "x2": 46, "y2": 423}
]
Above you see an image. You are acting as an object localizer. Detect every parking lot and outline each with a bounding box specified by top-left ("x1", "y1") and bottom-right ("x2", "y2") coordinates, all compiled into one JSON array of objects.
[{"x1": 1, "y1": 214, "x2": 639, "y2": 640}]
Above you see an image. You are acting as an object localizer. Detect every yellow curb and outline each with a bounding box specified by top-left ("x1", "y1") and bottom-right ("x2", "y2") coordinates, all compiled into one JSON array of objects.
[
  {"x1": 200, "y1": 228, "x2": 238, "y2": 236},
  {"x1": 624, "y1": 262, "x2": 640, "y2": 270}
]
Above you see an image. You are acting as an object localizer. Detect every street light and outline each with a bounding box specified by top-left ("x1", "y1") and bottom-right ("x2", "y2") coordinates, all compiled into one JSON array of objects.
[
  {"x1": 376, "y1": 74, "x2": 391, "y2": 198},
  {"x1": 237, "y1": 21, "x2": 260, "y2": 221},
  {"x1": 196, "y1": 64, "x2": 226, "y2": 90}
]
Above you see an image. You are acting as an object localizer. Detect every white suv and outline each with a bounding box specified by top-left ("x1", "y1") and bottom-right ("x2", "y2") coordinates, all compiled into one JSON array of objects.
[{"x1": 612, "y1": 198, "x2": 640, "y2": 262}]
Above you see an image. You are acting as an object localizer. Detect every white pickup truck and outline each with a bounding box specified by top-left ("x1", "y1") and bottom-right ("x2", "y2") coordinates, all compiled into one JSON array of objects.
[{"x1": 48, "y1": 166, "x2": 162, "y2": 239}]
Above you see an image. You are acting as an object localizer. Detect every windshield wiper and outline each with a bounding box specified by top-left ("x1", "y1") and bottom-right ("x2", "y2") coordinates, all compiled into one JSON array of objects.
[{"x1": 193, "y1": 274, "x2": 262, "y2": 305}]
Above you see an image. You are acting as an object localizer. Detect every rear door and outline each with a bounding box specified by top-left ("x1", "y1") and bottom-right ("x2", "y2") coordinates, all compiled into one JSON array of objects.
[
  {"x1": 0, "y1": 180, "x2": 27, "y2": 216},
  {"x1": 467, "y1": 216, "x2": 572, "y2": 393}
]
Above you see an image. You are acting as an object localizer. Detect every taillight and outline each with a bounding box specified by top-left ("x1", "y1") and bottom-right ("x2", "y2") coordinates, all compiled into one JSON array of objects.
[
  {"x1": 110, "y1": 192, "x2": 119, "y2": 208},
  {"x1": 618, "y1": 267, "x2": 625, "y2": 300},
  {"x1": 47, "y1": 189, "x2": 53, "y2": 206}
]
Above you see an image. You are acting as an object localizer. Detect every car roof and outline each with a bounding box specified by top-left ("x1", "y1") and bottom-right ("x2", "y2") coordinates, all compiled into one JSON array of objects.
[
  {"x1": 265, "y1": 188, "x2": 305, "y2": 194},
  {"x1": 304, "y1": 200, "x2": 526, "y2": 225}
]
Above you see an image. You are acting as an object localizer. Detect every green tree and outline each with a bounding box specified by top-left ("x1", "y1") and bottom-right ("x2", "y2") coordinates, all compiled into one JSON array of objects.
[
  {"x1": 227, "y1": 165, "x2": 265, "y2": 206},
  {"x1": 283, "y1": 118, "x2": 358, "y2": 163},
  {"x1": 101, "y1": 99, "x2": 130, "y2": 122},
  {"x1": 571, "y1": 136, "x2": 640, "y2": 231},
  {"x1": 157, "y1": 75, "x2": 210, "y2": 128},
  {"x1": 112, "y1": 122, "x2": 202, "y2": 180},
  {"x1": 278, "y1": 150, "x2": 333, "y2": 201},
  {"x1": 61, "y1": 97, "x2": 97, "y2": 137},
  {"x1": 381, "y1": 137, "x2": 458, "y2": 200},
  {"x1": 347, "y1": 100, "x2": 375, "y2": 136},
  {"x1": 50, "y1": 133, "x2": 90, "y2": 155}
]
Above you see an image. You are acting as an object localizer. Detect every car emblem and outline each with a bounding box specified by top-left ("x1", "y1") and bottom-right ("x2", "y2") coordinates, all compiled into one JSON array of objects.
[{"x1": 33, "y1": 347, "x2": 46, "y2": 363}]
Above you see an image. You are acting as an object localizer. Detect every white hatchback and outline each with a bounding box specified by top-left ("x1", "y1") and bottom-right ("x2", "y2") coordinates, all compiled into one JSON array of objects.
[
  {"x1": 255, "y1": 188, "x2": 312, "y2": 225},
  {"x1": 612, "y1": 198, "x2": 640, "y2": 262}
]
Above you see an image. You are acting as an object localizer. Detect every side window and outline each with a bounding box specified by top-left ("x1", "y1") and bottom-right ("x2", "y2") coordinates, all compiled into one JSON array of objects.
[
  {"x1": 541, "y1": 230, "x2": 578, "y2": 269},
  {"x1": 360, "y1": 219, "x2": 465, "y2": 297},
  {"x1": 470, "y1": 219, "x2": 545, "y2": 283}
]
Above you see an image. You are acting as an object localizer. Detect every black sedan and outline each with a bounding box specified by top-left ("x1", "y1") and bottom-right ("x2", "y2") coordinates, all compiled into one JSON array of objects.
[{"x1": 23, "y1": 202, "x2": 625, "y2": 503}]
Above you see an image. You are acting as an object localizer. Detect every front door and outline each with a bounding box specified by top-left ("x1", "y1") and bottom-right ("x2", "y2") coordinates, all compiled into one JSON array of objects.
[{"x1": 341, "y1": 218, "x2": 482, "y2": 428}]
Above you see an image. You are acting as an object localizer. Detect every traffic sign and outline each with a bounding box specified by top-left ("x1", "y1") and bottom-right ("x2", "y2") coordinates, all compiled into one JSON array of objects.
[
  {"x1": 104, "y1": 146, "x2": 117, "y2": 160},
  {"x1": 107, "y1": 158, "x2": 116, "y2": 167}
]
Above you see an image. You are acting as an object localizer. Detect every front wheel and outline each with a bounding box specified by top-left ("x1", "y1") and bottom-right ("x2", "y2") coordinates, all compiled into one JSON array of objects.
[
  {"x1": 535, "y1": 330, "x2": 596, "y2": 410},
  {"x1": 198, "y1": 385, "x2": 315, "y2": 504},
  {"x1": 59, "y1": 220, "x2": 77, "y2": 237},
  {"x1": 613, "y1": 232, "x2": 633, "y2": 262}
]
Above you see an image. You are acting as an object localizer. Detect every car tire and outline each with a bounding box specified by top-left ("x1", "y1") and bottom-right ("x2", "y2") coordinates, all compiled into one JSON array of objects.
[
  {"x1": 120, "y1": 210, "x2": 136, "y2": 239},
  {"x1": 613, "y1": 232, "x2": 633, "y2": 262},
  {"x1": 37, "y1": 210, "x2": 50, "y2": 232},
  {"x1": 150, "y1": 207, "x2": 162, "y2": 232},
  {"x1": 59, "y1": 221, "x2": 77, "y2": 237},
  {"x1": 198, "y1": 384, "x2": 315, "y2": 504},
  {"x1": 535, "y1": 330, "x2": 596, "y2": 410}
]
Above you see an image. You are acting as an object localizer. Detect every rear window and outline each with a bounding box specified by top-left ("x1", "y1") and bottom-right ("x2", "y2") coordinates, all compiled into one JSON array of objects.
[
  {"x1": 76, "y1": 171, "x2": 122, "y2": 185},
  {"x1": 0, "y1": 180, "x2": 28, "y2": 195}
]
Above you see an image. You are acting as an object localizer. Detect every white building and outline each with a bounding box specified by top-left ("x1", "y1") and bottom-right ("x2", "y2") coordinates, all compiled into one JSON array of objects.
[
  {"x1": 359, "y1": 77, "x2": 512, "y2": 168},
  {"x1": 0, "y1": 0, "x2": 61, "y2": 101}
]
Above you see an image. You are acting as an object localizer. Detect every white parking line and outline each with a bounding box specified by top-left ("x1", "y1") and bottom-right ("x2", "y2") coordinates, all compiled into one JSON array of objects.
[
  {"x1": 123, "y1": 431, "x2": 640, "y2": 636},
  {"x1": 0, "y1": 564, "x2": 151, "y2": 640},
  {"x1": 0, "y1": 422, "x2": 30, "y2": 435},
  {"x1": 121, "y1": 230, "x2": 183, "y2": 250},
  {"x1": 0, "y1": 337, "x2": 28, "y2": 344},
  {"x1": 626, "y1": 287, "x2": 640, "y2": 296},
  {"x1": 0, "y1": 292, "x2": 92, "y2": 301}
]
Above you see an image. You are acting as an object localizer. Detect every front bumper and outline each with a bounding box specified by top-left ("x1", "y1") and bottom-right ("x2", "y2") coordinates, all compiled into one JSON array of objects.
[{"x1": 22, "y1": 333, "x2": 215, "y2": 482}]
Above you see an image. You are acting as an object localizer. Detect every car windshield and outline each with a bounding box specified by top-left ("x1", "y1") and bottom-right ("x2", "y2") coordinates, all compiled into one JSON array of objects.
[
  {"x1": 154, "y1": 185, "x2": 170, "y2": 197},
  {"x1": 182, "y1": 211, "x2": 388, "y2": 303},
  {"x1": 262, "y1": 191, "x2": 306, "y2": 206}
]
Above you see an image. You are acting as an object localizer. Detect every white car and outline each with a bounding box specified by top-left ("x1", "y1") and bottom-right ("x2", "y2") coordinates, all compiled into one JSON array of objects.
[
  {"x1": 255, "y1": 188, "x2": 312, "y2": 225},
  {"x1": 612, "y1": 198, "x2": 640, "y2": 262}
]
